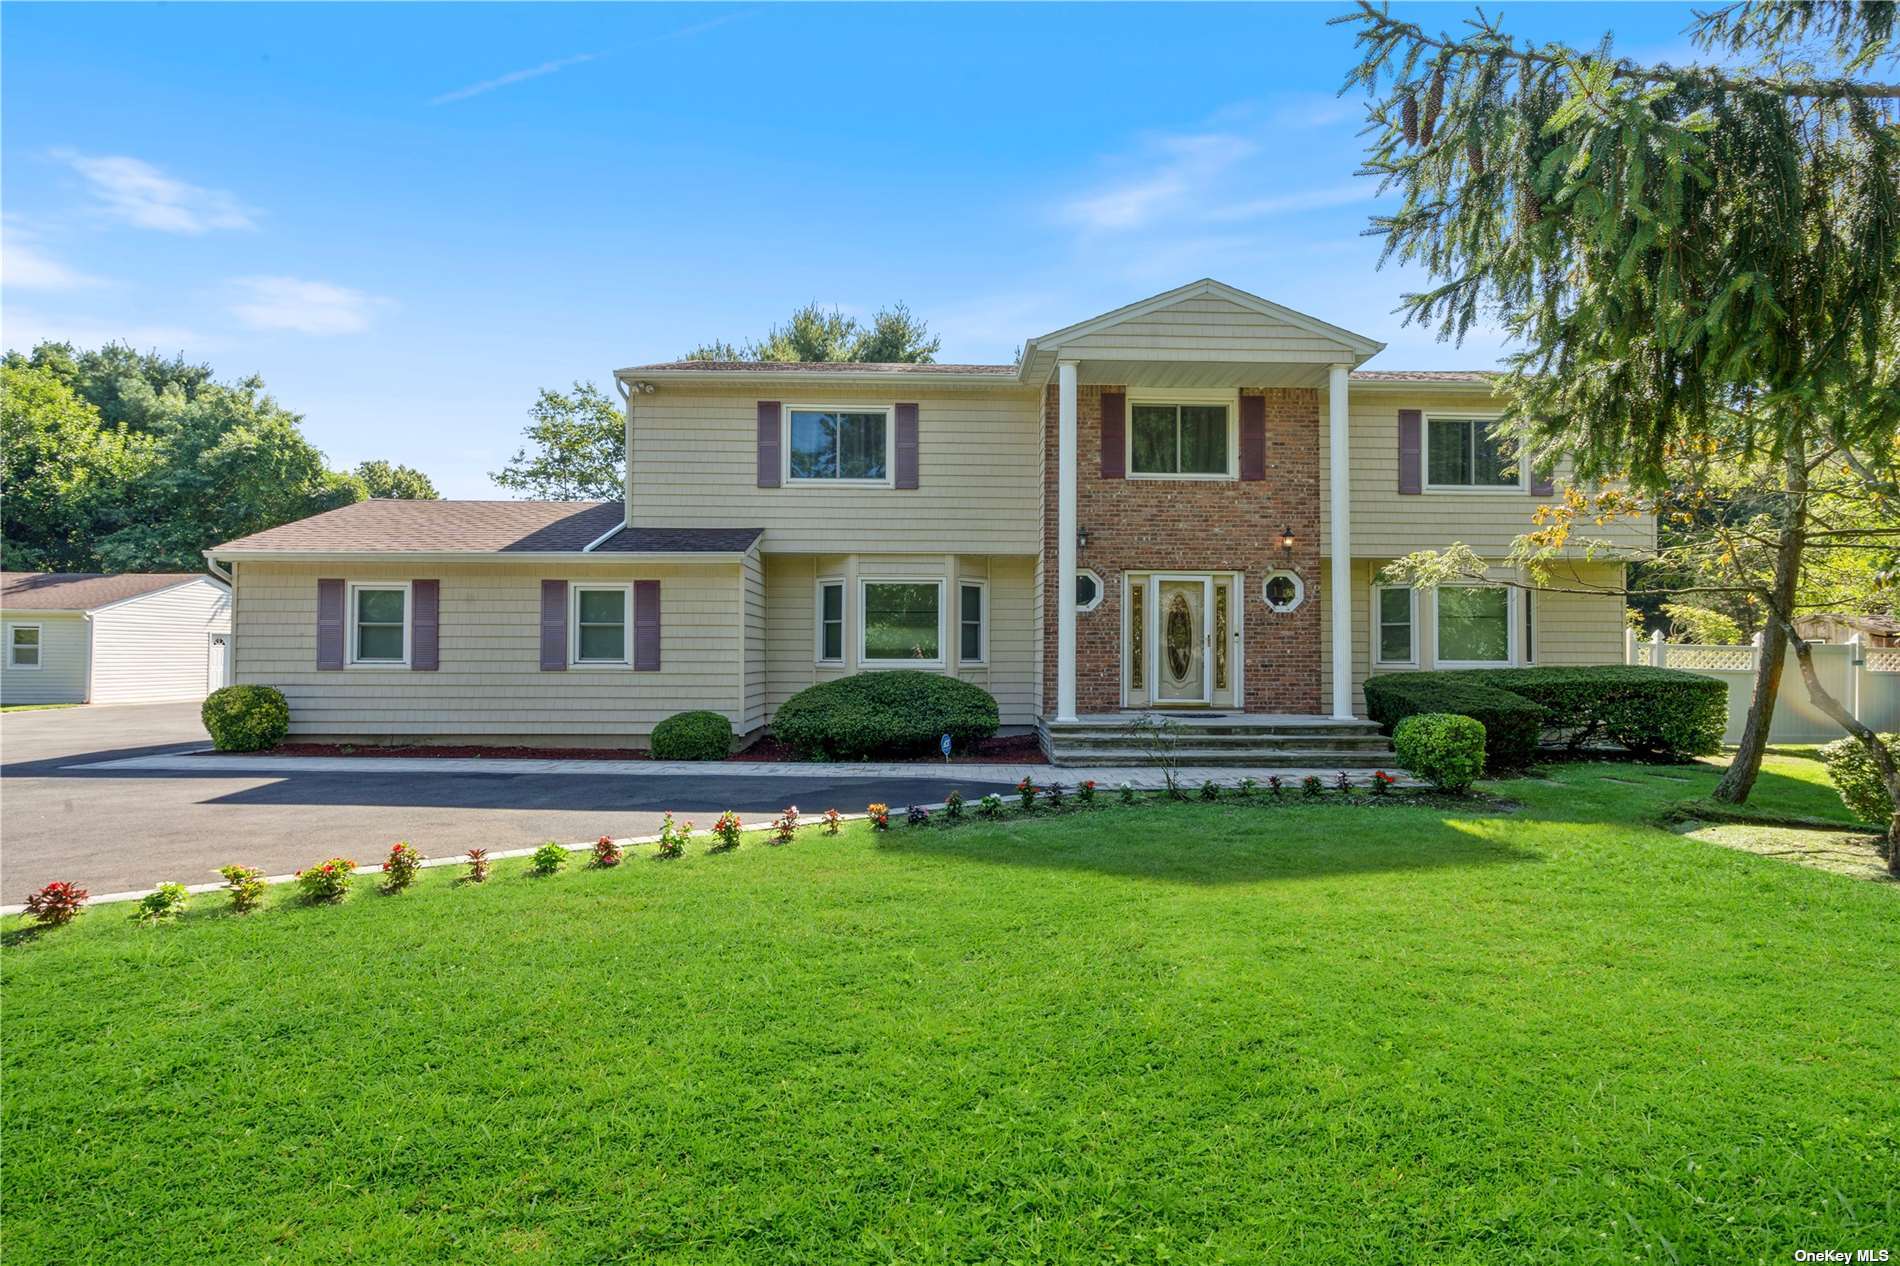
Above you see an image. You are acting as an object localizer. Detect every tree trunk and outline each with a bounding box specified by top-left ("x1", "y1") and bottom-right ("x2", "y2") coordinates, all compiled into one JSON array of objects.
[
  {"x1": 1712, "y1": 455, "x2": 1806, "y2": 805},
  {"x1": 1781, "y1": 626, "x2": 1900, "y2": 877}
]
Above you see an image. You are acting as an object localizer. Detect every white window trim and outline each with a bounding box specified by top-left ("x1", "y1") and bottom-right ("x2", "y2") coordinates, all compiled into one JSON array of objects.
[
  {"x1": 570, "y1": 581, "x2": 633, "y2": 669},
  {"x1": 1422, "y1": 411, "x2": 1528, "y2": 494},
  {"x1": 1126, "y1": 391, "x2": 1240, "y2": 482},
  {"x1": 7, "y1": 622, "x2": 43, "y2": 670},
  {"x1": 346, "y1": 581, "x2": 411, "y2": 669},
  {"x1": 1262, "y1": 569, "x2": 1306, "y2": 614},
  {"x1": 783, "y1": 404, "x2": 896, "y2": 488},
  {"x1": 815, "y1": 577, "x2": 847, "y2": 666},
  {"x1": 1075, "y1": 568, "x2": 1104, "y2": 614},
  {"x1": 1433, "y1": 583, "x2": 1521, "y2": 668},
  {"x1": 857, "y1": 576, "x2": 946, "y2": 669},
  {"x1": 1372, "y1": 583, "x2": 1418, "y2": 667},
  {"x1": 957, "y1": 578, "x2": 989, "y2": 666}
]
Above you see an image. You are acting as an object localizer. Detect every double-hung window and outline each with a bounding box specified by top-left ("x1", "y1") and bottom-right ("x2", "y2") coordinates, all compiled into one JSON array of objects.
[
  {"x1": 860, "y1": 580, "x2": 943, "y2": 666},
  {"x1": 349, "y1": 584, "x2": 409, "y2": 666},
  {"x1": 572, "y1": 585, "x2": 629, "y2": 666},
  {"x1": 1374, "y1": 585, "x2": 1416, "y2": 666},
  {"x1": 958, "y1": 581, "x2": 986, "y2": 665},
  {"x1": 1436, "y1": 585, "x2": 1515, "y2": 666},
  {"x1": 1426, "y1": 415, "x2": 1523, "y2": 489},
  {"x1": 788, "y1": 408, "x2": 890, "y2": 483},
  {"x1": 816, "y1": 579, "x2": 846, "y2": 664},
  {"x1": 1130, "y1": 401, "x2": 1232, "y2": 477},
  {"x1": 7, "y1": 624, "x2": 41, "y2": 669}
]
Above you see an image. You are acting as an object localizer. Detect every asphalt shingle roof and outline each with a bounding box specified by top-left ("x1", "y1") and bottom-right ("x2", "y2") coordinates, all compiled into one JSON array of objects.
[
  {"x1": 210, "y1": 500, "x2": 760, "y2": 555},
  {"x1": 0, "y1": 572, "x2": 213, "y2": 611}
]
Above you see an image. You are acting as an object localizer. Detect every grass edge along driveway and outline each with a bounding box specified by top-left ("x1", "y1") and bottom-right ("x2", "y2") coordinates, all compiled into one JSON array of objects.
[{"x1": 4, "y1": 757, "x2": 1895, "y2": 1264}]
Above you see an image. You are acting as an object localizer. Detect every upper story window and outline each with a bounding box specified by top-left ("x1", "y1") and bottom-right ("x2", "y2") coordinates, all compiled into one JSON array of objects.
[
  {"x1": 788, "y1": 408, "x2": 890, "y2": 483},
  {"x1": 1426, "y1": 415, "x2": 1524, "y2": 490},
  {"x1": 349, "y1": 584, "x2": 409, "y2": 666},
  {"x1": 1130, "y1": 402, "x2": 1233, "y2": 478}
]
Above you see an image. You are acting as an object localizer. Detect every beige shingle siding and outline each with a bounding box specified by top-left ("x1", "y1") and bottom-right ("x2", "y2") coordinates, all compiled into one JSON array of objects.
[
  {"x1": 741, "y1": 552, "x2": 767, "y2": 732},
  {"x1": 233, "y1": 560, "x2": 742, "y2": 741},
  {"x1": 760, "y1": 553, "x2": 1037, "y2": 728},
  {"x1": 1320, "y1": 559, "x2": 1628, "y2": 713},
  {"x1": 0, "y1": 613, "x2": 89, "y2": 705},
  {"x1": 89, "y1": 578, "x2": 230, "y2": 704},
  {"x1": 1320, "y1": 389, "x2": 1657, "y2": 557},
  {"x1": 628, "y1": 385, "x2": 1042, "y2": 554},
  {"x1": 1059, "y1": 295, "x2": 1354, "y2": 364}
]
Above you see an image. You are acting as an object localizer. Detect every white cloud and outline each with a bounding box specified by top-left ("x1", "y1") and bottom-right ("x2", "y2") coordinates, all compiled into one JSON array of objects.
[
  {"x1": 228, "y1": 276, "x2": 389, "y2": 336},
  {"x1": 56, "y1": 152, "x2": 256, "y2": 234},
  {"x1": 1201, "y1": 183, "x2": 1377, "y2": 224},
  {"x1": 1, "y1": 222, "x2": 108, "y2": 291},
  {"x1": 3, "y1": 305, "x2": 211, "y2": 356},
  {"x1": 1058, "y1": 132, "x2": 1258, "y2": 232},
  {"x1": 429, "y1": 52, "x2": 600, "y2": 106}
]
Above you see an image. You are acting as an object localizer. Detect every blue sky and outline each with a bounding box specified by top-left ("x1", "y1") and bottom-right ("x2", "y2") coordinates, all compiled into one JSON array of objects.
[{"x1": 3, "y1": 2, "x2": 1706, "y2": 497}]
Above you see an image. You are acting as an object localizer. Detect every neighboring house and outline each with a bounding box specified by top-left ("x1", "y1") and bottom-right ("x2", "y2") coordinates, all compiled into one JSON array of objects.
[
  {"x1": 1793, "y1": 613, "x2": 1900, "y2": 648},
  {"x1": 0, "y1": 573, "x2": 232, "y2": 706},
  {"x1": 206, "y1": 279, "x2": 1653, "y2": 757}
]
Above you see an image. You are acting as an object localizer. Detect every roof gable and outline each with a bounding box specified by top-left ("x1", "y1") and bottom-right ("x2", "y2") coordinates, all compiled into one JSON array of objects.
[{"x1": 1018, "y1": 279, "x2": 1384, "y2": 383}]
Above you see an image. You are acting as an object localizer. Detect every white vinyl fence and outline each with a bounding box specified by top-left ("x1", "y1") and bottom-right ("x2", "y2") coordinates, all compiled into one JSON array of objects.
[{"x1": 1627, "y1": 630, "x2": 1900, "y2": 744}]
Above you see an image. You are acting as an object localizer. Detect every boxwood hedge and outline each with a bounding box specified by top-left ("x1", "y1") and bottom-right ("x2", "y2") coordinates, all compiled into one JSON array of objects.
[
  {"x1": 1365, "y1": 665, "x2": 1728, "y2": 769},
  {"x1": 649, "y1": 710, "x2": 733, "y2": 761},
  {"x1": 1364, "y1": 673, "x2": 1546, "y2": 770},
  {"x1": 201, "y1": 684, "x2": 290, "y2": 752},
  {"x1": 771, "y1": 670, "x2": 1000, "y2": 761}
]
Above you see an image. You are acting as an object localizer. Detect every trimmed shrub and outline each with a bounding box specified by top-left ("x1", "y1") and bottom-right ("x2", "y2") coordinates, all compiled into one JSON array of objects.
[
  {"x1": 201, "y1": 685, "x2": 290, "y2": 753},
  {"x1": 650, "y1": 710, "x2": 733, "y2": 761},
  {"x1": 1454, "y1": 666, "x2": 1726, "y2": 759},
  {"x1": 771, "y1": 671, "x2": 999, "y2": 760},
  {"x1": 1394, "y1": 713, "x2": 1486, "y2": 794},
  {"x1": 1365, "y1": 673, "x2": 1545, "y2": 770},
  {"x1": 1819, "y1": 733, "x2": 1897, "y2": 828}
]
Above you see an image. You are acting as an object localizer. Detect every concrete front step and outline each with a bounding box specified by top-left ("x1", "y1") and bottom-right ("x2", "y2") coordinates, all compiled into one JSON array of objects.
[
  {"x1": 1046, "y1": 750, "x2": 1399, "y2": 769},
  {"x1": 1050, "y1": 732, "x2": 1395, "y2": 751},
  {"x1": 1043, "y1": 719, "x2": 1386, "y2": 738}
]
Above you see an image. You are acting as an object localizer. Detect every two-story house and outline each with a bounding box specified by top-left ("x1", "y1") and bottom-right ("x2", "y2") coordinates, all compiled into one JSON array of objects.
[{"x1": 207, "y1": 280, "x2": 1652, "y2": 759}]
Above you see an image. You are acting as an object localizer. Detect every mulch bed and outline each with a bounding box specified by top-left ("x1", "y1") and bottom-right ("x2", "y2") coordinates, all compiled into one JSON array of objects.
[{"x1": 223, "y1": 732, "x2": 1050, "y2": 766}]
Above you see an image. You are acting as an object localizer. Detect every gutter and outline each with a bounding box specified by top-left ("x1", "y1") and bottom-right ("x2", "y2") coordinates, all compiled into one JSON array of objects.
[{"x1": 204, "y1": 549, "x2": 753, "y2": 565}]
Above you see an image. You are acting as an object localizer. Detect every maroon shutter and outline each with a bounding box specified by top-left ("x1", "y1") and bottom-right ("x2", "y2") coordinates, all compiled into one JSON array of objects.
[
  {"x1": 1100, "y1": 391, "x2": 1126, "y2": 479},
  {"x1": 756, "y1": 402, "x2": 781, "y2": 488},
  {"x1": 1529, "y1": 456, "x2": 1555, "y2": 496},
  {"x1": 540, "y1": 579, "x2": 567, "y2": 671},
  {"x1": 1239, "y1": 395, "x2": 1266, "y2": 481},
  {"x1": 316, "y1": 579, "x2": 345, "y2": 670},
  {"x1": 1398, "y1": 409, "x2": 1423, "y2": 495},
  {"x1": 894, "y1": 402, "x2": 919, "y2": 489},
  {"x1": 633, "y1": 580, "x2": 661, "y2": 671},
  {"x1": 411, "y1": 579, "x2": 439, "y2": 671}
]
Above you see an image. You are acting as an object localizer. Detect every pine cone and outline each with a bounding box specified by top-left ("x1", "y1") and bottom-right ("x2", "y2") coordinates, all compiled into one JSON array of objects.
[
  {"x1": 1421, "y1": 67, "x2": 1445, "y2": 145},
  {"x1": 1467, "y1": 141, "x2": 1484, "y2": 177},
  {"x1": 1518, "y1": 182, "x2": 1541, "y2": 225},
  {"x1": 1402, "y1": 93, "x2": 1419, "y2": 146}
]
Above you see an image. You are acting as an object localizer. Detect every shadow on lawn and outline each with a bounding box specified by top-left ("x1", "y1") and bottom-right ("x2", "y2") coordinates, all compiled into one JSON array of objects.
[{"x1": 881, "y1": 802, "x2": 1544, "y2": 886}]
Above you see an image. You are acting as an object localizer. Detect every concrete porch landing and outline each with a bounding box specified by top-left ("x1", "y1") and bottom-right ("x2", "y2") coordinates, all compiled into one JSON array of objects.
[{"x1": 1039, "y1": 712, "x2": 1396, "y2": 768}]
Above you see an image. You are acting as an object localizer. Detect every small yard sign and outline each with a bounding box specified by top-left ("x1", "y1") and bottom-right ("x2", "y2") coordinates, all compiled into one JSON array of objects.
[{"x1": 940, "y1": 733, "x2": 952, "y2": 761}]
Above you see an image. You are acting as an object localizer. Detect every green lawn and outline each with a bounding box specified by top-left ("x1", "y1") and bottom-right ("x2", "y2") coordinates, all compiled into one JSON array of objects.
[
  {"x1": 4, "y1": 758, "x2": 1895, "y2": 1263},
  {"x1": 0, "y1": 702, "x2": 79, "y2": 712}
]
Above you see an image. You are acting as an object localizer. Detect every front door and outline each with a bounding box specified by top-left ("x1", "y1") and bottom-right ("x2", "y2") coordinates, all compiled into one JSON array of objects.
[{"x1": 1153, "y1": 577, "x2": 1212, "y2": 705}]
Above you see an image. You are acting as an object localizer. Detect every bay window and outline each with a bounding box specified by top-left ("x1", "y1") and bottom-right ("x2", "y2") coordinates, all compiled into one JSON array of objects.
[
  {"x1": 816, "y1": 579, "x2": 845, "y2": 664},
  {"x1": 1436, "y1": 585, "x2": 1515, "y2": 666},
  {"x1": 1374, "y1": 585, "x2": 1416, "y2": 665},
  {"x1": 860, "y1": 580, "x2": 942, "y2": 665},
  {"x1": 959, "y1": 581, "x2": 986, "y2": 665}
]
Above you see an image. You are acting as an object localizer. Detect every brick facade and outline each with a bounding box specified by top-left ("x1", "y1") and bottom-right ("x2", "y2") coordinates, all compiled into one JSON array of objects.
[{"x1": 1040, "y1": 384, "x2": 1323, "y2": 715}]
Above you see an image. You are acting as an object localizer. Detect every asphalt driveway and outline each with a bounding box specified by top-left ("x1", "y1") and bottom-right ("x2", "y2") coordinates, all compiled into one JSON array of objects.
[{"x1": 0, "y1": 702, "x2": 1014, "y2": 903}]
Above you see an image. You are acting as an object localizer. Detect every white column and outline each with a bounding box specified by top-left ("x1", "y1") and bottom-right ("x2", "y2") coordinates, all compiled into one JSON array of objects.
[
  {"x1": 1056, "y1": 360, "x2": 1080, "y2": 722},
  {"x1": 1328, "y1": 363, "x2": 1354, "y2": 719}
]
